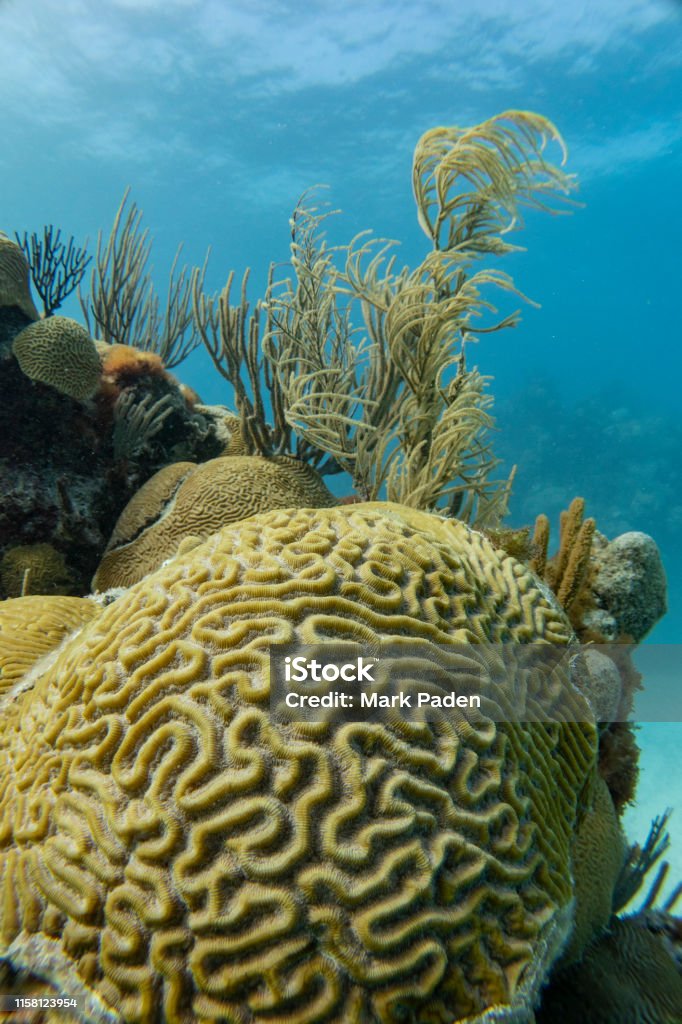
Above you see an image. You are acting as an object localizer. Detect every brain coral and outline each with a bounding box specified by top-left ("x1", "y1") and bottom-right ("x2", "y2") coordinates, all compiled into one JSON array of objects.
[
  {"x1": 0, "y1": 594, "x2": 98, "y2": 695},
  {"x1": 0, "y1": 235, "x2": 39, "y2": 320},
  {"x1": 562, "y1": 774, "x2": 625, "y2": 964},
  {"x1": 12, "y1": 316, "x2": 102, "y2": 400},
  {"x1": 0, "y1": 503, "x2": 597, "y2": 1024},
  {"x1": 92, "y1": 454, "x2": 337, "y2": 590}
]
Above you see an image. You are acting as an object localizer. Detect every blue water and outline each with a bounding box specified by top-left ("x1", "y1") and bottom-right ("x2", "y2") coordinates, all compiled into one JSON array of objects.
[{"x1": 2, "y1": 0, "x2": 682, "y2": 895}]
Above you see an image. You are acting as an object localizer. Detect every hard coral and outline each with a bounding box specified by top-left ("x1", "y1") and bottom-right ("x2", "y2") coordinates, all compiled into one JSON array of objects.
[
  {"x1": 92, "y1": 454, "x2": 337, "y2": 590},
  {"x1": 12, "y1": 316, "x2": 101, "y2": 401},
  {"x1": 0, "y1": 594, "x2": 98, "y2": 695},
  {"x1": 563, "y1": 775, "x2": 626, "y2": 964},
  {"x1": 0, "y1": 235, "x2": 40, "y2": 321},
  {"x1": 538, "y1": 913, "x2": 682, "y2": 1022},
  {"x1": 0, "y1": 503, "x2": 597, "y2": 1024}
]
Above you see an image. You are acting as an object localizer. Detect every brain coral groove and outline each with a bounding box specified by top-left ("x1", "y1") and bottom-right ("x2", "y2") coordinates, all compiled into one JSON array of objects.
[{"x1": 0, "y1": 503, "x2": 596, "y2": 1024}]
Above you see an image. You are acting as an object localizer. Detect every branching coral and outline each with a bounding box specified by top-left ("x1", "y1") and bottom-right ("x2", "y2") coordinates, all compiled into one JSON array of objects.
[
  {"x1": 531, "y1": 496, "x2": 596, "y2": 617},
  {"x1": 80, "y1": 189, "x2": 208, "y2": 368},
  {"x1": 195, "y1": 111, "x2": 576, "y2": 523},
  {"x1": 16, "y1": 226, "x2": 91, "y2": 317},
  {"x1": 613, "y1": 811, "x2": 682, "y2": 915}
]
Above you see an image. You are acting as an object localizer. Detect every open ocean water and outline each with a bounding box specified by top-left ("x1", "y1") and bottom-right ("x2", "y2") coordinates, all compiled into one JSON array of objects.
[{"x1": 1, "y1": 0, "x2": 682, "y2": 1009}]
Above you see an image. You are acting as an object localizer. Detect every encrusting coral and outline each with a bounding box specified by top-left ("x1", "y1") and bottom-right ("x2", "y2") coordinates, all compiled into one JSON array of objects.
[
  {"x1": 12, "y1": 316, "x2": 102, "y2": 401},
  {"x1": 0, "y1": 502, "x2": 597, "y2": 1024},
  {"x1": 92, "y1": 454, "x2": 337, "y2": 590},
  {"x1": 0, "y1": 542, "x2": 75, "y2": 598}
]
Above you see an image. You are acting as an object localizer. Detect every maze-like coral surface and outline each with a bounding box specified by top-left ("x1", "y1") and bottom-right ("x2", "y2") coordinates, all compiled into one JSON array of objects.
[
  {"x1": 12, "y1": 316, "x2": 101, "y2": 400},
  {"x1": 93, "y1": 454, "x2": 337, "y2": 590},
  {"x1": 0, "y1": 503, "x2": 597, "y2": 1023},
  {"x1": 0, "y1": 594, "x2": 99, "y2": 694}
]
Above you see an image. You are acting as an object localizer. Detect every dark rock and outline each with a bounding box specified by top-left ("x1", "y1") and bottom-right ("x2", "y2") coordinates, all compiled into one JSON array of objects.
[{"x1": 0, "y1": 307, "x2": 231, "y2": 597}]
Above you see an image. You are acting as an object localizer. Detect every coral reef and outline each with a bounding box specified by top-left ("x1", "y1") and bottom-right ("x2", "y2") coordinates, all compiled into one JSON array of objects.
[
  {"x1": 0, "y1": 503, "x2": 597, "y2": 1024},
  {"x1": 0, "y1": 315, "x2": 231, "y2": 597},
  {"x1": 92, "y1": 454, "x2": 337, "y2": 590},
  {"x1": 1, "y1": 108, "x2": 676, "y2": 1022}
]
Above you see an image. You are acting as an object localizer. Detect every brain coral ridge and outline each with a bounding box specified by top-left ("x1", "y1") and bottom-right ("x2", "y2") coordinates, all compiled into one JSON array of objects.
[
  {"x1": 92, "y1": 453, "x2": 337, "y2": 590},
  {"x1": 0, "y1": 503, "x2": 597, "y2": 1024}
]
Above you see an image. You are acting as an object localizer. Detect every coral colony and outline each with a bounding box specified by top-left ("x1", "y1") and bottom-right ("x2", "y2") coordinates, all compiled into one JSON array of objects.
[{"x1": 0, "y1": 112, "x2": 678, "y2": 1023}]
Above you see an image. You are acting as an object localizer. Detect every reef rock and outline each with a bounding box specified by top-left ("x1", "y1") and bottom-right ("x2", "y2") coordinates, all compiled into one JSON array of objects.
[
  {"x1": 0, "y1": 249, "x2": 235, "y2": 597},
  {"x1": 570, "y1": 647, "x2": 623, "y2": 722},
  {"x1": 586, "y1": 531, "x2": 667, "y2": 642}
]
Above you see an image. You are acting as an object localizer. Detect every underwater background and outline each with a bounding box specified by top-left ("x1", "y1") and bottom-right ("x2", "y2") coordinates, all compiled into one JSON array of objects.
[{"x1": 1, "y1": 0, "x2": 681, "y2": 907}]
